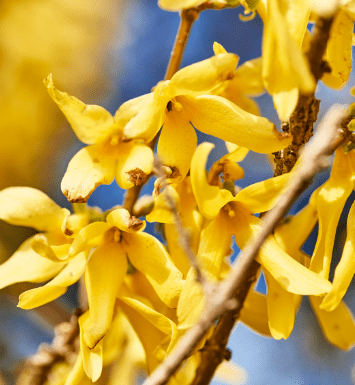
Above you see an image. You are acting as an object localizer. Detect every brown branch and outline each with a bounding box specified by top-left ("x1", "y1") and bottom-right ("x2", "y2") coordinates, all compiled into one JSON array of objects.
[
  {"x1": 143, "y1": 106, "x2": 347, "y2": 385},
  {"x1": 273, "y1": 13, "x2": 335, "y2": 176},
  {"x1": 16, "y1": 310, "x2": 82, "y2": 385}
]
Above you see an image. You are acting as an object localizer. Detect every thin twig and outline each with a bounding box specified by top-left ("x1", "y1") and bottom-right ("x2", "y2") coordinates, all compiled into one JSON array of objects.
[{"x1": 143, "y1": 106, "x2": 347, "y2": 385}]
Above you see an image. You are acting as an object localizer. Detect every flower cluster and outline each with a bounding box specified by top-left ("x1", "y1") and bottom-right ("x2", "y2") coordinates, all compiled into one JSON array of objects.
[{"x1": 2, "y1": 0, "x2": 355, "y2": 384}]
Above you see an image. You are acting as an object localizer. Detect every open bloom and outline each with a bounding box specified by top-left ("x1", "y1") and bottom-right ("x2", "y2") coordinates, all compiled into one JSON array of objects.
[
  {"x1": 0, "y1": 187, "x2": 88, "y2": 296},
  {"x1": 123, "y1": 51, "x2": 291, "y2": 182},
  {"x1": 45, "y1": 74, "x2": 154, "y2": 203}
]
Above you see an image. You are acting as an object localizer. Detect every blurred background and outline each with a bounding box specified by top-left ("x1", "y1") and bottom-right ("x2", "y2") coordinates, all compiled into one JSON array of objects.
[{"x1": 1, "y1": 0, "x2": 355, "y2": 384}]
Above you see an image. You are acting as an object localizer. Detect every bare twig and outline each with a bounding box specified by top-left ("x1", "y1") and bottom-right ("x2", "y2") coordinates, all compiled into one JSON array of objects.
[{"x1": 144, "y1": 107, "x2": 347, "y2": 385}]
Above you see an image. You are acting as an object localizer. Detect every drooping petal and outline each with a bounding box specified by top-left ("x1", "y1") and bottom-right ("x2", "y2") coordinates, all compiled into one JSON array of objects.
[
  {"x1": 264, "y1": 269, "x2": 300, "y2": 340},
  {"x1": 115, "y1": 141, "x2": 154, "y2": 189},
  {"x1": 61, "y1": 144, "x2": 116, "y2": 203},
  {"x1": 310, "y1": 295, "x2": 355, "y2": 351},
  {"x1": 191, "y1": 142, "x2": 234, "y2": 220},
  {"x1": 168, "y1": 53, "x2": 238, "y2": 96},
  {"x1": 18, "y1": 252, "x2": 87, "y2": 309},
  {"x1": 107, "y1": 208, "x2": 146, "y2": 233},
  {"x1": 235, "y1": 172, "x2": 292, "y2": 214},
  {"x1": 157, "y1": 109, "x2": 197, "y2": 183},
  {"x1": 123, "y1": 94, "x2": 165, "y2": 142},
  {"x1": 0, "y1": 236, "x2": 65, "y2": 290},
  {"x1": 262, "y1": 0, "x2": 315, "y2": 121},
  {"x1": 232, "y1": 57, "x2": 264, "y2": 96},
  {"x1": 79, "y1": 312, "x2": 103, "y2": 382},
  {"x1": 182, "y1": 95, "x2": 292, "y2": 153},
  {"x1": 321, "y1": 200, "x2": 355, "y2": 311},
  {"x1": 68, "y1": 221, "x2": 112, "y2": 258},
  {"x1": 123, "y1": 232, "x2": 184, "y2": 308},
  {"x1": 83, "y1": 241, "x2": 127, "y2": 349},
  {"x1": 0, "y1": 187, "x2": 68, "y2": 232},
  {"x1": 31, "y1": 233, "x2": 70, "y2": 262},
  {"x1": 225, "y1": 142, "x2": 249, "y2": 160},
  {"x1": 44, "y1": 74, "x2": 114, "y2": 145},
  {"x1": 229, "y1": 205, "x2": 332, "y2": 295},
  {"x1": 310, "y1": 148, "x2": 354, "y2": 278},
  {"x1": 322, "y1": 9, "x2": 353, "y2": 89},
  {"x1": 240, "y1": 288, "x2": 271, "y2": 337},
  {"x1": 196, "y1": 213, "x2": 233, "y2": 279}
]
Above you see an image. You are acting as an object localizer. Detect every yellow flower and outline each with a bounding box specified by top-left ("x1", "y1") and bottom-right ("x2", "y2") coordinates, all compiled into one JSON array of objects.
[
  {"x1": 0, "y1": 187, "x2": 88, "y2": 302},
  {"x1": 158, "y1": 0, "x2": 207, "y2": 10},
  {"x1": 123, "y1": 52, "x2": 291, "y2": 182},
  {"x1": 273, "y1": 198, "x2": 355, "y2": 350},
  {"x1": 68, "y1": 208, "x2": 184, "y2": 351},
  {"x1": 260, "y1": 0, "x2": 315, "y2": 121},
  {"x1": 44, "y1": 74, "x2": 154, "y2": 203}
]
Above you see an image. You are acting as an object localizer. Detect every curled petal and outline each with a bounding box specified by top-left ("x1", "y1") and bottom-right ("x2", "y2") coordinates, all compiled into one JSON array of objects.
[
  {"x1": 107, "y1": 208, "x2": 145, "y2": 233},
  {"x1": 31, "y1": 234, "x2": 70, "y2": 262},
  {"x1": 310, "y1": 148, "x2": 354, "y2": 278},
  {"x1": 18, "y1": 252, "x2": 87, "y2": 309},
  {"x1": 0, "y1": 187, "x2": 68, "y2": 232},
  {"x1": 123, "y1": 232, "x2": 183, "y2": 308},
  {"x1": 61, "y1": 144, "x2": 116, "y2": 203},
  {"x1": 234, "y1": 172, "x2": 292, "y2": 214},
  {"x1": 183, "y1": 95, "x2": 292, "y2": 153},
  {"x1": 116, "y1": 141, "x2": 154, "y2": 189},
  {"x1": 79, "y1": 312, "x2": 103, "y2": 382},
  {"x1": 69, "y1": 221, "x2": 112, "y2": 258},
  {"x1": 84, "y1": 242, "x2": 127, "y2": 349},
  {"x1": 310, "y1": 295, "x2": 355, "y2": 351},
  {"x1": 44, "y1": 74, "x2": 114, "y2": 145},
  {"x1": 191, "y1": 142, "x2": 234, "y2": 220},
  {"x1": 157, "y1": 110, "x2": 197, "y2": 183},
  {"x1": 225, "y1": 142, "x2": 249, "y2": 160},
  {"x1": 0, "y1": 236, "x2": 65, "y2": 290},
  {"x1": 321, "y1": 201, "x2": 355, "y2": 311},
  {"x1": 229, "y1": 207, "x2": 332, "y2": 295},
  {"x1": 169, "y1": 53, "x2": 238, "y2": 96}
]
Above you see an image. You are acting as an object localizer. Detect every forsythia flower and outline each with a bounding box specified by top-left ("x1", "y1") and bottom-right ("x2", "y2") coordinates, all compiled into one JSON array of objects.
[
  {"x1": 123, "y1": 51, "x2": 291, "y2": 182},
  {"x1": 44, "y1": 74, "x2": 154, "y2": 203},
  {"x1": 0, "y1": 187, "x2": 88, "y2": 298}
]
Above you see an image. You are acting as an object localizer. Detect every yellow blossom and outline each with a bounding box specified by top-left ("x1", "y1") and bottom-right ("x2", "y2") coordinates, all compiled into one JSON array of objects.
[
  {"x1": 44, "y1": 74, "x2": 154, "y2": 203},
  {"x1": 123, "y1": 51, "x2": 291, "y2": 182}
]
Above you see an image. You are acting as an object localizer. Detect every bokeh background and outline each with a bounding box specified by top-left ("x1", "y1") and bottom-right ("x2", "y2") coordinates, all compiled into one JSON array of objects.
[{"x1": 1, "y1": 0, "x2": 355, "y2": 384}]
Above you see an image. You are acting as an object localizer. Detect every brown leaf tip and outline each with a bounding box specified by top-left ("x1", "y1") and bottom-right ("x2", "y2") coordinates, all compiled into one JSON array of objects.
[{"x1": 126, "y1": 168, "x2": 147, "y2": 186}]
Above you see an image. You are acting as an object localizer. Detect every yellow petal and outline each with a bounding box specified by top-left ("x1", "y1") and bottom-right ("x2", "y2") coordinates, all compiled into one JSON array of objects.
[
  {"x1": 240, "y1": 289, "x2": 271, "y2": 337},
  {"x1": 107, "y1": 208, "x2": 146, "y2": 233},
  {"x1": 321, "y1": 200, "x2": 355, "y2": 311},
  {"x1": 64, "y1": 351, "x2": 85, "y2": 385},
  {"x1": 177, "y1": 268, "x2": 205, "y2": 330},
  {"x1": 225, "y1": 142, "x2": 249, "y2": 160},
  {"x1": 322, "y1": 9, "x2": 353, "y2": 89},
  {"x1": 44, "y1": 74, "x2": 114, "y2": 145},
  {"x1": 0, "y1": 236, "x2": 65, "y2": 289},
  {"x1": 232, "y1": 57, "x2": 264, "y2": 96},
  {"x1": 61, "y1": 144, "x2": 116, "y2": 203},
  {"x1": 196, "y1": 213, "x2": 233, "y2": 279},
  {"x1": 234, "y1": 172, "x2": 292, "y2": 214},
  {"x1": 310, "y1": 295, "x2": 355, "y2": 350},
  {"x1": 146, "y1": 183, "x2": 181, "y2": 224},
  {"x1": 79, "y1": 312, "x2": 103, "y2": 381},
  {"x1": 168, "y1": 53, "x2": 238, "y2": 96},
  {"x1": 157, "y1": 109, "x2": 197, "y2": 183},
  {"x1": 31, "y1": 233, "x2": 70, "y2": 262},
  {"x1": 18, "y1": 252, "x2": 87, "y2": 309},
  {"x1": 123, "y1": 232, "x2": 184, "y2": 308},
  {"x1": 262, "y1": 0, "x2": 315, "y2": 121},
  {"x1": 69, "y1": 221, "x2": 112, "y2": 258},
  {"x1": 213, "y1": 41, "x2": 228, "y2": 55},
  {"x1": 0, "y1": 187, "x2": 68, "y2": 232},
  {"x1": 115, "y1": 141, "x2": 154, "y2": 189},
  {"x1": 182, "y1": 95, "x2": 292, "y2": 153},
  {"x1": 123, "y1": 94, "x2": 165, "y2": 142},
  {"x1": 310, "y1": 148, "x2": 354, "y2": 278},
  {"x1": 229, "y1": 205, "x2": 332, "y2": 295},
  {"x1": 158, "y1": 0, "x2": 204, "y2": 11},
  {"x1": 191, "y1": 142, "x2": 234, "y2": 220},
  {"x1": 264, "y1": 269, "x2": 300, "y2": 340},
  {"x1": 84, "y1": 242, "x2": 127, "y2": 349}
]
